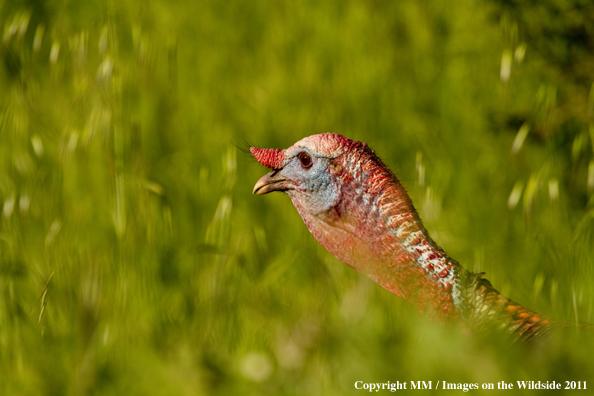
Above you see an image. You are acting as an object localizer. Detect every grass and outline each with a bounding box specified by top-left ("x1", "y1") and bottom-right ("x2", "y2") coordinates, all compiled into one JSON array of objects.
[{"x1": 1, "y1": 0, "x2": 593, "y2": 394}]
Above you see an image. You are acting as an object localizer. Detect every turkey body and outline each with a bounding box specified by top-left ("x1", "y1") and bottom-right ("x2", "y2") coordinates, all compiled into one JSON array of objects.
[{"x1": 251, "y1": 133, "x2": 591, "y2": 346}]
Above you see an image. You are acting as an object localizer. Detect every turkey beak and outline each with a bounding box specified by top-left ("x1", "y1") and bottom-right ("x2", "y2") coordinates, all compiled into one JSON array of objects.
[{"x1": 253, "y1": 170, "x2": 292, "y2": 195}]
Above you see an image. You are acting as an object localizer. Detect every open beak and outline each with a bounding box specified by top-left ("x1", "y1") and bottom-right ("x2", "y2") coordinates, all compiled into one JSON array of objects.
[{"x1": 253, "y1": 170, "x2": 293, "y2": 195}]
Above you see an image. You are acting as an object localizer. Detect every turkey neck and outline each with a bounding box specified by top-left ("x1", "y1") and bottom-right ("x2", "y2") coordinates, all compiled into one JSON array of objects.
[
  {"x1": 288, "y1": 147, "x2": 467, "y2": 322},
  {"x1": 289, "y1": 147, "x2": 552, "y2": 337}
]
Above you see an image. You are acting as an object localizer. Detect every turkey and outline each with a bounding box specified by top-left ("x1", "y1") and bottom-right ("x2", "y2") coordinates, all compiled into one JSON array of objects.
[{"x1": 251, "y1": 133, "x2": 591, "y2": 346}]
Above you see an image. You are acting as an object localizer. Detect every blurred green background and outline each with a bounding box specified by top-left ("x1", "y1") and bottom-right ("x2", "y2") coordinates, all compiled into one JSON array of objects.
[{"x1": 1, "y1": 0, "x2": 593, "y2": 394}]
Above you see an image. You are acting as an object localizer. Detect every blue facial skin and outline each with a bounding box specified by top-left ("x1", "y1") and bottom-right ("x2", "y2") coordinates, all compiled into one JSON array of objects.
[{"x1": 280, "y1": 148, "x2": 341, "y2": 216}]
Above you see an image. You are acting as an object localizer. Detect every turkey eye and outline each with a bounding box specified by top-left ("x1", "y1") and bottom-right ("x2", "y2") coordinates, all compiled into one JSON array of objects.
[{"x1": 298, "y1": 152, "x2": 313, "y2": 169}]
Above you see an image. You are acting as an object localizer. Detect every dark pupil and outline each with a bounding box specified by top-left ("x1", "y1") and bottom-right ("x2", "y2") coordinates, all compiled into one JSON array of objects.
[{"x1": 299, "y1": 152, "x2": 312, "y2": 168}]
